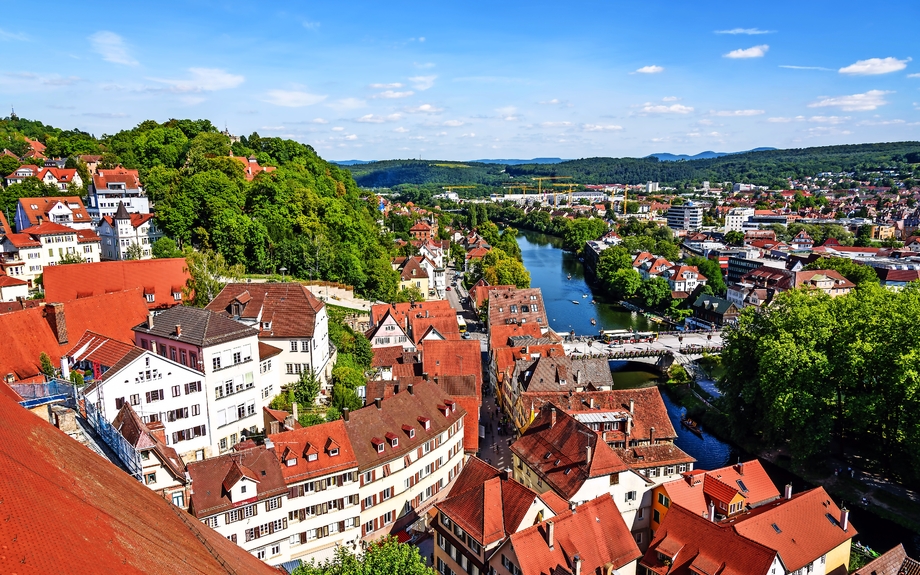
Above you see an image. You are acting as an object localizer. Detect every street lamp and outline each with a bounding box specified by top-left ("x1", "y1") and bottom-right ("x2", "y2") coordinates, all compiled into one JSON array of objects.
[{"x1": 280, "y1": 267, "x2": 287, "y2": 281}]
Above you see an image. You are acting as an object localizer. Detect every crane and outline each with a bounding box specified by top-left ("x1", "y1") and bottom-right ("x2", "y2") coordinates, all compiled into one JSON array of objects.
[
  {"x1": 502, "y1": 184, "x2": 537, "y2": 198},
  {"x1": 551, "y1": 182, "x2": 578, "y2": 206},
  {"x1": 441, "y1": 185, "x2": 477, "y2": 196},
  {"x1": 531, "y1": 176, "x2": 572, "y2": 199}
]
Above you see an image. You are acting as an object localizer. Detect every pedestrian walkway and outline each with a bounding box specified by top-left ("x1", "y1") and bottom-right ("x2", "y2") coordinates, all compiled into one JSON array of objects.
[{"x1": 478, "y1": 391, "x2": 515, "y2": 471}]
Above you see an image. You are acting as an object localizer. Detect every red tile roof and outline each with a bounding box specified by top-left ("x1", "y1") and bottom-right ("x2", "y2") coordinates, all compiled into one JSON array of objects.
[
  {"x1": 101, "y1": 212, "x2": 155, "y2": 228},
  {"x1": 17, "y1": 196, "x2": 91, "y2": 228},
  {"x1": 659, "y1": 460, "x2": 780, "y2": 516},
  {"x1": 853, "y1": 544, "x2": 920, "y2": 575},
  {"x1": 65, "y1": 330, "x2": 137, "y2": 370},
  {"x1": 508, "y1": 495, "x2": 642, "y2": 575},
  {"x1": 0, "y1": 274, "x2": 28, "y2": 287},
  {"x1": 206, "y1": 282, "x2": 324, "y2": 338},
  {"x1": 489, "y1": 321, "x2": 544, "y2": 350},
  {"x1": 0, "y1": 387, "x2": 280, "y2": 575},
  {"x1": 409, "y1": 315, "x2": 461, "y2": 344},
  {"x1": 268, "y1": 419, "x2": 357, "y2": 483},
  {"x1": 92, "y1": 167, "x2": 142, "y2": 190},
  {"x1": 2, "y1": 231, "x2": 41, "y2": 248},
  {"x1": 43, "y1": 258, "x2": 190, "y2": 311},
  {"x1": 112, "y1": 403, "x2": 187, "y2": 481},
  {"x1": 0, "y1": 290, "x2": 150, "y2": 381},
  {"x1": 186, "y1": 445, "x2": 289, "y2": 517},
  {"x1": 422, "y1": 339, "x2": 482, "y2": 388},
  {"x1": 370, "y1": 300, "x2": 455, "y2": 327},
  {"x1": 230, "y1": 155, "x2": 276, "y2": 181}
]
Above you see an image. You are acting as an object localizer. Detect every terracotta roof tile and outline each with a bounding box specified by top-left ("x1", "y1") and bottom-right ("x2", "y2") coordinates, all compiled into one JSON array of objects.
[
  {"x1": 854, "y1": 544, "x2": 920, "y2": 575},
  {"x1": 17, "y1": 196, "x2": 90, "y2": 228},
  {"x1": 370, "y1": 300, "x2": 454, "y2": 328},
  {"x1": 133, "y1": 305, "x2": 258, "y2": 348},
  {"x1": 207, "y1": 282, "x2": 324, "y2": 338},
  {"x1": 268, "y1": 419, "x2": 358, "y2": 483},
  {"x1": 487, "y1": 288, "x2": 547, "y2": 327},
  {"x1": 186, "y1": 445, "x2": 288, "y2": 517},
  {"x1": 43, "y1": 258, "x2": 190, "y2": 311}
]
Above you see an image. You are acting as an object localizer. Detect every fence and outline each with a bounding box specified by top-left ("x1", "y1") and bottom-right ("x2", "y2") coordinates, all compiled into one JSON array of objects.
[
  {"x1": 12, "y1": 378, "x2": 76, "y2": 409},
  {"x1": 82, "y1": 395, "x2": 143, "y2": 480}
]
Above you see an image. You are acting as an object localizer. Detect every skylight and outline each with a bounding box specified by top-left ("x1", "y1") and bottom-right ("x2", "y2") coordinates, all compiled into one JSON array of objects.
[
  {"x1": 736, "y1": 479, "x2": 748, "y2": 492},
  {"x1": 771, "y1": 523, "x2": 782, "y2": 534}
]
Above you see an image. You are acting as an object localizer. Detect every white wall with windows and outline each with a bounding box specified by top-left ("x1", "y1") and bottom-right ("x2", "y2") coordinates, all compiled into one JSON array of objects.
[{"x1": 261, "y1": 306, "x2": 332, "y2": 394}]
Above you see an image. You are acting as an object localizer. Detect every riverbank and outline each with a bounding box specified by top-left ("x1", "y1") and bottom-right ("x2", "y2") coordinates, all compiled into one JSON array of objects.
[{"x1": 662, "y1": 382, "x2": 920, "y2": 538}]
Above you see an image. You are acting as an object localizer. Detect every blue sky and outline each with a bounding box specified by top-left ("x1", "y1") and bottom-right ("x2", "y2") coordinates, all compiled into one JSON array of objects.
[{"x1": 2, "y1": 0, "x2": 919, "y2": 160}]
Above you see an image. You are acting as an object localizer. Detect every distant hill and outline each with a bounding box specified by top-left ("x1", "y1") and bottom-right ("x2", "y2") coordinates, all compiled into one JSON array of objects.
[
  {"x1": 333, "y1": 160, "x2": 374, "y2": 166},
  {"x1": 648, "y1": 147, "x2": 777, "y2": 162},
  {"x1": 471, "y1": 158, "x2": 566, "y2": 165}
]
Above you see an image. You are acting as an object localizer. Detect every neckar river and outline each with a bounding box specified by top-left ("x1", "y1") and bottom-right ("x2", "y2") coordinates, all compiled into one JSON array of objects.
[{"x1": 517, "y1": 228, "x2": 920, "y2": 557}]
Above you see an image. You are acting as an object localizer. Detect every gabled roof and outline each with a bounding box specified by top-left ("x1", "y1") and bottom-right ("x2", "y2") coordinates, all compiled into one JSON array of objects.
[
  {"x1": 43, "y1": 258, "x2": 189, "y2": 311},
  {"x1": 370, "y1": 300, "x2": 454, "y2": 327},
  {"x1": 508, "y1": 495, "x2": 642, "y2": 575},
  {"x1": 111, "y1": 403, "x2": 186, "y2": 481},
  {"x1": 0, "y1": 386, "x2": 280, "y2": 575},
  {"x1": 691, "y1": 294, "x2": 738, "y2": 315},
  {"x1": 510, "y1": 403, "x2": 629, "y2": 500},
  {"x1": 133, "y1": 305, "x2": 258, "y2": 348},
  {"x1": 101, "y1": 212, "x2": 155, "y2": 229},
  {"x1": 268, "y1": 419, "x2": 358, "y2": 483},
  {"x1": 853, "y1": 544, "x2": 920, "y2": 575},
  {"x1": 515, "y1": 356, "x2": 613, "y2": 394},
  {"x1": 409, "y1": 315, "x2": 461, "y2": 344},
  {"x1": 206, "y1": 282, "x2": 324, "y2": 338},
  {"x1": 489, "y1": 321, "x2": 544, "y2": 350},
  {"x1": 66, "y1": 330, "x2": 137, "y2": 370},
  {"x1": 17, "y1": 196, "x2": 90, "y2": 227},
  {"x1": 92, "y1": 167, "x2": 142, "y2": 191},
  {"x1": 422, "y1": 339, "x2": 482, "y2": 389},
  {"x1": 186, "y1": 445, "x2": 288, "y2": 517}
]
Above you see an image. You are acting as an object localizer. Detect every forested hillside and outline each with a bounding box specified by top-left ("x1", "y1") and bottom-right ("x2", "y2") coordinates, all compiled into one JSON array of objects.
[
  {"x1": 0, "y1": 116, "x2": 399, "y2": 301},
  {"x1": 342, "y1": 142, "x2": 920, "y2": 190}
]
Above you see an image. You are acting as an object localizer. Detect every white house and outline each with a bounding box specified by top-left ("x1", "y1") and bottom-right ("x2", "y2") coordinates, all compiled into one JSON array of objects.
[
  {"x1": 723, "y1": 207, "x2": 755, "y2": 233},
  {"x1": 15, "y1": 196, "x2": 94, "y2": 231},
  {"x1": 0, "y1": 222, "x2": 101, "y2": 286},
  {"x1": 660, "y1": 265, "x2": 708, "y2": 293},
  {"x1": 87, "y1": 167, "x2": 149, "y2": 222},
  {"x1": 97, "y1": 202, "x2": 163, "y2": 260}
]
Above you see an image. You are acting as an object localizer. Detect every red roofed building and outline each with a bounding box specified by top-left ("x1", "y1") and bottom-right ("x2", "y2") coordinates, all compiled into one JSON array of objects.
[
  {"x1": 491, "y1": 494, "x2": 643, "y2": 575},
  {"x1": 15, "y1": 195, "x2": 93, "y2": 231},
  {"x1": 794, "y1": 269, "x2": 856, "y2": 296},
  {"x1": 422, "y1": 339, "x2": 483, "y2": 455},
  {"x1": 410, "y1": 220, "x2": 433, "y2": 240},
  {"x1": 43, "y1": 257, "x2": 190, "y2": 310},
  {"x1": 87, "y1": 167, "x2": 149, "y2": 221},
  {"x1": 231, "y1": 154, "x2": 277, "y2": 181},
  {"x1": 0, "y1": 273, "x2": 28, "y2": 301},
  {"x1": 0, "y1": 386, "x2": 281, "y2": 575},
  {"x1": 4, "y1": 164, "x2": 43, "y2": 185},
  {"x1": 98, "y1": 201, "x2": 163, "y2": 260},
  {"x1": 469, "y1": 279, "x2": 515, "y2": 311},
  {"x1": 434, "y1": 457, "x2": 571, "y2": 575},
  {"x1": 0, "y1": 221, "x2": 102, "y2": 285}
]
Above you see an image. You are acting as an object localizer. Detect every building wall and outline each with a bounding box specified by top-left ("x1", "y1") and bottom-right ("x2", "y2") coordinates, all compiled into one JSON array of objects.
[
  {"x1": 370, "y1": 314, "x2": 414, "y2": 351},
  {"x1": 1, "y1": 231, "x2": 100, "y2": 285},
  {"x1": 825, "y1": 538, "x2": 852, "y2": 575},
  {"x1": 98, "y1": 218, "x2": 163, "y2": 260},
  {"x1": 0, "y1": 282, "x2": 29, "y2": 301},
  {"x1": 282, "y1": 469, "x2": 362, "y2": 565},
  {"x1": 203, "y1": 494, "x2": 291, "y2": 565},
  {"x1": 261, "y1": 310, "x2": 332, "y2": 395}
]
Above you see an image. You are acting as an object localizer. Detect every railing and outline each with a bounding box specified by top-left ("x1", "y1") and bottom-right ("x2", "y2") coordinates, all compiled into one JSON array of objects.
[
  {"x1": 12, "y1": 378, "x2": 76, "y2": 409},
  {"x1": 82, "y1": 395, "x2": 143, "y2": 480}
]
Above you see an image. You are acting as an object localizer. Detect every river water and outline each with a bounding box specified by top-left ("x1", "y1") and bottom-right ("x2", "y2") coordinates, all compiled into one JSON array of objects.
[{"x1": 517, "y1": 228, "x2": 920, "y2": 557}]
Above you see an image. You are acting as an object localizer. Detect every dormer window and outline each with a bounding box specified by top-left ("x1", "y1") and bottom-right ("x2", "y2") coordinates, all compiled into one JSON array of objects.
[
  {"x1": 286, "y1": 458, "x2": 297, "y2": 467},
  {"x1": 386, "y1": 432, "x2": 399, "y2": 448},
  {"x1": 240, "y1": 485, "x2": 247, "y2": 494},
  {"x1": 418, "y1": 417, "x2": 431, "y2": 431},
  {"x1": 403, "y1": 424, "x2": 415, "y2": 439},
  {"x1": 329, "y1": 448, "x2": 339, "y2": 457},
  {"x1": 307, "y1": 453, "x2": 318, "y2": 462},
  {"x1": 372, "y1": 438, "x2": 385, "y2": 453}
]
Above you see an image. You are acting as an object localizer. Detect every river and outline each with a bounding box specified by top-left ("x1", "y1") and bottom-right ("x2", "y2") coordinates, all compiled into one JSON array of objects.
[{"x1": 517, "y1": 228, "x2": 920, "y2": 557}]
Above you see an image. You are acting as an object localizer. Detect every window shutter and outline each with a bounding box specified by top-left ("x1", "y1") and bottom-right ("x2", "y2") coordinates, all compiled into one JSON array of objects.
[
  {"x1": 339, "y1": 521, "x2": 345, "y2": 533},
  {"x1": 145, "y1": 391, "x2": 151, "y2": 403},
  {"x1": 115, "y1": 397, "x2": 124, "y2": 409}
]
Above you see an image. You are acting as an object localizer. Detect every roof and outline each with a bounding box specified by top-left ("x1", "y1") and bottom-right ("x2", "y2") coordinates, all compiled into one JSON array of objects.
[
  {"x1": 397, "y1": 256, "x2": 427, "y2": 281},
  {"x1": 489, "y1": 321, "x2": 544, "y2": 350},
  {"x1": 206, "y1": 282, "x2": 324, "y2": 338},
  {"x1": 409, "y1": 314, "x2": 461, "y2": 344},
  {"x1": 17, "y1": 196, "x2": 90, "y2": 227},
  {"x1": 268, "y1": 419, "x2": 358, "y2": 483},
  {"x1": 65, "y1": 330, "x2": 137, "y2": 369},
  {"x1": 487, "y1": 287, "x2": 547, "y2": 327},
  {"x1": 343, "y1": 380, "x2": 466, "y2": 470},
  {"x1": 0, "y1": 274, "x2": 28, "y2": 287},
  {"x1": 0, "y1": 290, "x2": 150, "y2": 382},
  {"x1": 794, "y1": 269, "x2": 856, "y2": 290},
  {"x1": 662, "y1": 460, "x2": 780, "y2": 516},
  {"x1": 730, "y1": 487, "x2": 856, "y2": 572},
  {"x1": 111, "y1": 403, "x2": 186, "y2": 481},
  {"x1": 92, "y1": 167, "x2": 142, "y2": 191},
  {"x1": 437, "y1": 457, "x2": 570, "y2": 547},
  {"x1": 508, "y1": 495, "x2": 643, "y2": 575},
  {"x1": 101, "y1": 212, "x2": 155, "y2": 228},
  {"x1": 133, "y1": 305, "x2": 258, "y2": 348},
  {"x1": 515, "y1": 356, "x2": 614, "y2": 394},
  {"x1": 691, "y1": 294, "x2": 738, "y2": 315},
  {"x1": 641, "y1": 503, "x2": 777, "y2": 575},
  {"x1": 43, "y1": 258, "x2": 190, "y2": 311},
  {"x1": 614, "y1": 443, "x2": 696, "y2": 469},
  {"x1": 0, "y1": 385, "x2": 281, "y2": 575},
  {"x1": 422, "y1": 339, "x2": 483, "y2": 389},
  {"x1": 258, "y1": 341, "x2": 284, "y2": 359},
  {"x1": 854, "y1": 544, "x2": 920, "y2": 575},
  {"x1": 370, "y1": 300, "x2": 454, "y2": 327},
  {"x1": 186, "y1": 445, "x2": 289, "y2": 517},
  {"x1": 510, "y1": 403, "x2": 629, "y2": 500},
  {"x1": 876, "y1": 268, "x2": 920, "y2": 284}
]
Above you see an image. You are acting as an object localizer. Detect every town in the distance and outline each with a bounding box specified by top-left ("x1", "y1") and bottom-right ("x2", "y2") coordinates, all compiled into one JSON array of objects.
[{"x1": 1, "y1": 118, "x2": 918, "y2": 575}]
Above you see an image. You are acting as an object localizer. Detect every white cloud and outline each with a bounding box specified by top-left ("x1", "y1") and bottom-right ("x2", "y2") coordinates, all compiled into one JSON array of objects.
[
  {"x1": 0, "y1": 28, "x2": 29, "y2": 41},
  {"x1": 496, "y1": 106, "x2": 517, "y2": 115},
  {"x1": 767, "y1": 116, "x2": 797, "y2": 123},
  {"x1": 328, "y1": 97, "x2": 366, "y2": 110},
  {"x1": 635, "y1": 65, "x2": 664, "y2": 74},
  {"x1": 724, "y1": 45, "x2": 769, "y2": 59},
  {"x1": 4, "y1": 72, "x2": 82, "y2": 87},
  {"x1": 311, "y1": 118, "x2": 328, "y2": 124},
  {"x1": 344, "y1": 134, "x2": 358, "y2": 140},
  {"x1": 687, "y1": 132, "x2": 701, "y2": 137},
  {"x1": 443, "y1": 120, "x2": 465, "y2": 127},
  {"x1": 406, "y1": 104, "x2": 443, "y2": 114},
  {"x1": 264, "y1": 90, "x2": 327, "y2": 107},
  {"x1": 540, "y1": 121, "x2": 571, "y2": 127},
  {"x1": 641, "y1": 103, "x2": 694, "y2": 114},
  {"x1": 582, "y1": 124, "x2": 623, "y2": 131},
  {"x1": 779, "y1": 65, "x2": 832, "y2": 71},
  {"x1": 394, "y1": 127, "x2": 409, "y2": 133},
  {"x1": 662, "y1": 96, "x2": 680, "y2": 101},
  {"x1": 409, "y1": 75, "x2": 437, "y2": 90},
  {"x1": 375, "y1": 90, "x2": 414, "y2": 99},
  {"x1": 148, "y1": 68, "x2": 244, "y2": 92},
  {"x1": 857, "y1": 119, "x2": 905, "y2": 126},
  {"x1": 710, "y1": 109, "x2": 765, "y2": 117},
  {"x1": 89, "y1": 31, "x2": 137, "y2": 65},
  {"x1": 809, "y1": 90, "x2": 891, "y2": 111},
  {"x1": 540, "y1": 98, "x2": 561, "y2": 105},
  {"x1": 715, "y1": 28, "x2": 774, "y2": 35},
  {"x1": 697, "y1": 119, "x2": 714, "y2": 126},
  {"x1": 808, "y1": 116, "x2": 850, "y2": 124},
  {"x1": 839, "y1": 57, "x2": 910, "y2": 76},
  {"x1": 332, "y1": 127, "x2": 344, "y2": 131},
  {"x1": 414, "y1": 62, "x2": 436, "y2": 69},
  {"x1": 355, "y1": 113, "x2": 402, "y2": 123},
  {"x1": 370, "y1": 83, "x2": 403, "y2": 89},
  {"x1": 460, "y1": 133, "x2": 476, "y2": 138}
]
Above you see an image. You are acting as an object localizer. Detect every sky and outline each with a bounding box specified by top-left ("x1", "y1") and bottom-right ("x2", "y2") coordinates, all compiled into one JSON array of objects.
[{"x1": 2, "y1": 0, "x2": 919, "y2": 161}]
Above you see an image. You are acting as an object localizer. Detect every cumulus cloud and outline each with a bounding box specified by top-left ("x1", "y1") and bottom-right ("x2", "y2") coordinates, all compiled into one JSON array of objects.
[
  {"x1": 311, "y1": 118, "x2": 328, "y2": 124},
  {"x1": 710, "y1": 109, "x2": 765, "y2": 116},
  {"x1": 715, "y1": 28, "x2": 775, "y2": 35},
  {"x1": 264, "y1": 90, "x2": 327, "y2": 107},
  {"x1": 406, "y1": 104, "x2": 443, "y2": 114},
  {"x1": 641, "y1": 103, "x2": 694, "y2": 114},
  {"x1": 582, "y1": 124, "x2": 623, "y2": 131},
  {"x1": 540, "y1": 98, "x2": 562, "y2": 105},
  {"x1": 808, "y1": 116, "x2": 850, "y2": 124},
  {"x1": 344, "y1": 134, "x2": 358, "y2": 140},
  {"x1": 375, "y1": 90, "x2": 414, "y2": 99},
  {"x1": 148, "y1": 68, "x2": 244, "y2": 92},
  {"x1": 460, "y1": 133, "x2": 476, "y2": 138},
  {"x1": 724, "y1": 45, "x2": 769, "y2": 59},
  {"x1": 839, "y1": 57, "x2": 910, "y2": 75},
  {"x1": 809, "y1": 90, "x2": 891, "y2": 111},
  {"x1": 635, "y1": 65, "x2": 664, "y2": 74},
  {"x1": 90, "y1": 31, "x2": 137, "y2": 65},
  {"x1": 332, "y1": 127, "x2": 344, "y2": 131},
  {"x1": 857, "y1": 119, "x2": 905, "y2": 126},
  {"x1": 370, "y1": 82, "x2": 403, "y2": 89},
  {"x1": 394, "y1": 127, "x2": 409, "y2": 133},
  {"x1": 443, "y1": 120, "x2": 465, "y2": 127},
  {"x1": 540, "y1": 121, "x2": 571, "y2": 127},
  {"x1": 662, "y1": 96, "x2": 680, "y2": 101},
  {"x1": 355, "y1": 113, "x2": 402, "y2": 123},
  {"x1": 409, "y1": 75, "x2": 437, "y2": 90},
  {"x1": 908, "y1": 73, "x2": 920, "y2": 78}
]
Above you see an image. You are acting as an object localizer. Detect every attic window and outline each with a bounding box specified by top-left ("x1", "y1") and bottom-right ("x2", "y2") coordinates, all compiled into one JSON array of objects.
[
  {"x1": 386, "y1": 432, "x2": 399, "y2": 448},
  {"x1": 564, "y1": 468, "x2": 572, "y2": 475},
  {"x1": 736, "y1": 479, "x2": 748, "y2": 492},
  {"x1": 307, "y1": 453, "x2": 318, "y2": 462},
  {"x1": 771, "y1": 523, "x2": 782, "y2": 534},
  {"x1": 544, "y1": 452, "x2": 552, "y2": 459},
  {"x1": 403, "y1": 424, "x2": 416, "y2": 439},
  {"x1": 418, "y1": 417, "x2": 431, "y2": 430},
  {"x1": 262, "y1": 322, "x2": 271, "y2": 329},
  {"x1": 372, "y1": 438, "x2": 385, "y2": 453},
  {"x1": 286, "y1": 458, "x2": 297, "y2": 467},
  {"x1": 329, "y1": 448, "x2": 339, "y2": 457},
  {"x1": 554, "y1": 459, "x2": 561, "y2": 466}
]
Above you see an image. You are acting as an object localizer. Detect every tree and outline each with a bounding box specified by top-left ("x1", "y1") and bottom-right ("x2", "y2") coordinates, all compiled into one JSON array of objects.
[
  {"x1": 609, "y1": 268, "x2": 642, "y2": 299},
  {"x1": 562, "y1": 218, "x2": 607, "y2": 254},
  {"x1": 293, "y1": 369, "x2": 321, "y2": 407},
  {"x1": 330, "y1": 383, "x2": 363, "y2": 413},
  {"x1": 724, "y1": 230, "x2": 745, "y2": 246},
  {"x1": 39, "y1": 352, "x2": 55, "y2": 378},
  {"x1": 183, "y1": 249, "x2": 245, "y2": 307},
  {"x1": 685, "y1": 256, "x2": 726, "y2": 296},
  {"x1": 804, "y1": 257, "x2": 878, "y2": 286},
  {"x1": 125, "y1": 242, "x2": 144, "y2": 260},
  {"x1": 476, "y1": 249, "x2": 530, "y2": 288},
  {"x1": 58, "y1": 252, "x2": 85, "y2": 265},
  {"x1": 637, "y1": 277, "x2": 671, "y2": 309},
  {"x1": 394, "y1": 286, "x2": 426, "y2": 303},
  {"x1": 69, "y1": 370, "x2": 85, "y2": 386},
  {"x1": 152, "y1": 237, "x2": 183, "y2": 259},
  {"x1": 293, "y1": 536, "x2": 434, "y2": 575},
  {"x1": 595, "y1": 246, "x2": 633, "y2": 286}
]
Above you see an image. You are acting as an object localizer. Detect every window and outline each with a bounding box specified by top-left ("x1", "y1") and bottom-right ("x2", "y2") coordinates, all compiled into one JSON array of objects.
[
  {"x1": 172, "y1": 492, "x2": 185, "y2": 507},
  {"x1": 382, "y1": 487, "x2": 392, "y2": 500},
  {"x1": 658, "y1": 493, "x2": 670, "y2": 508},
  {"x1": 173, "y1": 291, "x2": 182, "y2": 301},
  {"x1": 212, "y1": 356, "x2": 221, "y2": 370},
  {"x1": 145, "y1": 389, "x2": 164, "y2": 403},
  {"x1": 634, "y1": 532, "x2": 643, "y2": 545},
  {"x1": 172, "y1": 385, "x2": 180, "y2": 397},
  {"x1": 206, "y1": 516, "x2": 218, "y2": 528},
  {"x1": 653, "y1": 509, "x2": 660, "y2": 523},
  {"x1": 301, "y1": 341, "x2": 309, "y2": 352},
  {"x1": 271, "y1": 544, "x2": 280, "y2": 556},
  {"x1": 145, "y1": 294, "x2": 155, "y2": 303},
  {"x1": 637, "y1": 507, "x2": 644, "y2": 520},
  {"x1": 130, "y1": 394, "x2": 140, "y2": 406},
  {"x1": 180, "y1": 350, "x2": 188, "y2": 366},
  {"x1": 625, "y1": 491, "x2": 637, "y2": 502},
  {"x1": 145, "y1": 472, "x2": 156, "y2": 485},
  {"x1": 256, "y1": 549, "x2": 266, "y2": 560},
  {"x1": 290, "y1": 341, "x2": 298, "y2": 352}
]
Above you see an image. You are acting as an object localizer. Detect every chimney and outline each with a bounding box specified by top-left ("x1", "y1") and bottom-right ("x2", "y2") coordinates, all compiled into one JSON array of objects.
[
  {"x1": 840, "y1": 507, "x2": 849, "y2": 532},
  {"x1": 148, "y1": 421, "x2": 167, "y2": 444},
  {"x1": 422, "y1": 372, "x2": 429, "y2": 381},
  {"x1": 45, "y1": 303, "x2": 68, "y2": 345},
  {"x1": 546, "y1": 521, "x2": 555, "y2": 549},
  {"x1": 60, "y1": 356, "x2": 70, "y2": 380},
  {"x1": 269, "y1": 420, "x2": 280, "y2": 434},
  {"x1": 589, "y1": 398, "x2": 595, "y2": 409},
  {"x1": 293, "y1": 402, "x2": 299, "y2": 421},
  {"x1": 375, "y1": 398, "x2": 382, "y2": 410},
  {"x1": 175, "y1": 324, "x2": 182, "y2": 337},
  {"x1": 550, "y1": 407, "x2": 557, "y2": 428},
  {"x1": 573, "y1": 554, "x2": 582, "y2": 575},
  {"x1": 407, "y1": 384, "x2": 414, "y2": 395},
  {"x1": 150, "y1": 341, "x2": 157, "y2": 355},
  {"x1": 585, "y1": 445, "x2": 593, "y2": 467},
  {"x1": 737, "y1": 460, "x2": 744, "y2": 475},
  {"x1": 602, "y1": 430, "x2": 607, "y2": 443},
  {"x1": 629, "y1": 398, "x2": 635, "y2": 414},
  {"x1": 708, "y1": 501, "x2": 716, "y2": 522},
  {"x1": 784, "y1": 483, "x2": 793, "y2": 500},
  {"x1": 626, "y1": 416, "x2": 632, "y2": 436},
  {"x1": 500, "y1": 468, "x2": 510, "y2": 481},
  {"x1": 649, "y1": 426, "x2": 655, "y2": 445},
  {"x1": 343, "y1": 408, "x2": 349, "y2": 421},
  {"x1": 147, "y1": 310, "x2": 155, "y2": 329}
]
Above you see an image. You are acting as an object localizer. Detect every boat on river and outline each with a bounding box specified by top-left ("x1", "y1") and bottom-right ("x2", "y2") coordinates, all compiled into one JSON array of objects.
[
  {"x1": 590, "y1": 318, "x2": 597, "y2": 325},
  {"x1": 572, "y1": 300, "x2": 579, "y2": 305},
  {"x1": 681, "y1": 417, "x2": 704, "y2": 437},
  {"x1": 567, "y1": 274, "x2": 572, "y2": 279},
  {"x1": 582, "y1": 294, "x2": 588, "y2": 298}
]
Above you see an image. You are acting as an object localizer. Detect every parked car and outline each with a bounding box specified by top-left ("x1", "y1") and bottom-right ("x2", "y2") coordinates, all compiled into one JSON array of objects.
[
  {"x1": 462, "y1": 332, "x2": 471, "y2": 339},
  {"x1": 446, "y1": 286, "x2": 452, "y2": 291}
]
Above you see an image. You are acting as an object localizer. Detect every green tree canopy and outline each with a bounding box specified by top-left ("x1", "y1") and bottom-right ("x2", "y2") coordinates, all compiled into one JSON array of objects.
[
  {"x1": 685, "y1": 256, "x2": 726, "y2": 296},
  {"x1": 637, "y1": 276, "x2": 672, "y2": 309},
  {"x1": 293, "y1": 536, "x2": 434, "y2": 575},
  {"x1": 804, "y1": 256, "x2": 879, "y2": 286}
]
